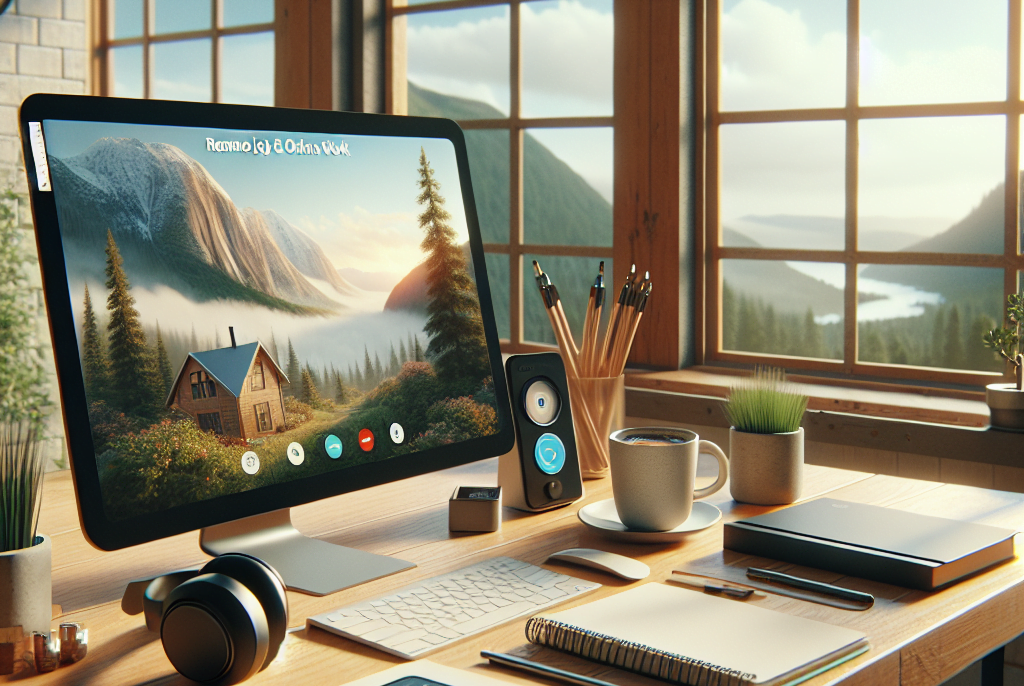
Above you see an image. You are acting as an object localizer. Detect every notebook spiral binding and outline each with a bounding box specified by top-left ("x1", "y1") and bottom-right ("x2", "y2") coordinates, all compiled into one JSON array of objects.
[{"x1": 524, "y1": 616, "x2": 757, "y2": 686}]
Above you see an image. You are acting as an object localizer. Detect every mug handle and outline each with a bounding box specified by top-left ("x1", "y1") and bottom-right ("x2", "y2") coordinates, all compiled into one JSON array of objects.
[{"x1": 693, "y1": 441, "x2": 729, "y2": 500}]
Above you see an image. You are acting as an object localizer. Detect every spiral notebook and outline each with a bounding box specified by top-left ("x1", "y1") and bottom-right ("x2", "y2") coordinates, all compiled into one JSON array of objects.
[{"x1": 525, "y1": 583, "x2": 869, "y2": 686}]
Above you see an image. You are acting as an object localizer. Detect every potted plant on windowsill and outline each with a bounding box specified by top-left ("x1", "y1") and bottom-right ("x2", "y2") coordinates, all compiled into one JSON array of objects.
[
  {"x1": 983, "y1": 289, "x2": 1024, "y2": 431},
  {"x1": 724, "y1": 366, "x2": 809, "y2": 506},
  {"x1": 0, "y1": 188, "x2": 53, "y2": 645}
]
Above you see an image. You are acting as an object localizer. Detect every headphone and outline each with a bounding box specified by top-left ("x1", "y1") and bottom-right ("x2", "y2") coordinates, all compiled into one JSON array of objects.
[{"x1": 121, "y1": 553, "x2": 289, "y2": 685}]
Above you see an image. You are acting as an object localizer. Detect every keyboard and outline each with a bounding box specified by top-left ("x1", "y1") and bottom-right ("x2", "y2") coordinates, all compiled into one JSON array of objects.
[{"x1": 307, "y1": 556, "x2": 601, "y2": 659}]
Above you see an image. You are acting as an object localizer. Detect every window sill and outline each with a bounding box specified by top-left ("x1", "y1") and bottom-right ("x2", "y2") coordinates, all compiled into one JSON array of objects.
[{"x1": 623, "y1": 368, "x2": 1021, "y2": 469}]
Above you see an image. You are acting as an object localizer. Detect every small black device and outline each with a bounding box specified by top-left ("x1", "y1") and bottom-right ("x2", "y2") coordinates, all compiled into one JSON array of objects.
[
  {"x1": 498, "y1": 353, "x2": 583, "y2": 511},
  {"x1": 121, "y1": 553, "x2": 288, "y2": 685}
]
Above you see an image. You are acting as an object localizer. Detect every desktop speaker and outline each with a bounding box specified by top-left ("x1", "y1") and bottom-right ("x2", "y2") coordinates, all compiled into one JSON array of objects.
[
  {"x1": 498, "y1": 353, "x2": 584, "y2": 512},
  {"x1": 125, "y1": 553, "x2": 288, "y2": 685}
]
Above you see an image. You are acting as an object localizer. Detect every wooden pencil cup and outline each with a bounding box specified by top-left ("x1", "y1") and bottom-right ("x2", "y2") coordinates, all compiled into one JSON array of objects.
[{"x1": 570, "y1": 374, "x2": 625, "y2": 479}]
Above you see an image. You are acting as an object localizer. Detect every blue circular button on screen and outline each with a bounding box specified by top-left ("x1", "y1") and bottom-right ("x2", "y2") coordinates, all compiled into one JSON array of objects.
[
  {"x1": 325, "y1": 434, "x2": 343, "y2": 459},
  {"x1": 534, "y1": 433, "x2": 566, "y2": 475}
]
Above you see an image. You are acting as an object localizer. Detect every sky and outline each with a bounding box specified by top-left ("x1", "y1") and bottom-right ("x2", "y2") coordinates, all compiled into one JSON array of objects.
[
  {"x1": 720, "y1": 0, "x2": 1010, "y2": 232},
  {"x1": 404, "y1": 0, "x2": 614, "y2": 203},
  {"x1": 42, "y1": 120, "x2": 470, "y2": 278}
]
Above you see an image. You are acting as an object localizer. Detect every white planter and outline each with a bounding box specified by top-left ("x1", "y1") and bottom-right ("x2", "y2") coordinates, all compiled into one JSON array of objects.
[
  {"x1": 986, "y1": 383, "x2": 1024, "y2": 431},
  {"x1": 0, "y1": 535, "x2": 51, "y2": 636},
  {"x1": 729, "y1": 428, "x2": 803, "y2": 505}
]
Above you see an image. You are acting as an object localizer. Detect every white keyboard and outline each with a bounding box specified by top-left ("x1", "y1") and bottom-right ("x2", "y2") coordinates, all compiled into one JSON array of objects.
[{"x1": 307, "y1": 556, "x2": 600, "y2": 659}]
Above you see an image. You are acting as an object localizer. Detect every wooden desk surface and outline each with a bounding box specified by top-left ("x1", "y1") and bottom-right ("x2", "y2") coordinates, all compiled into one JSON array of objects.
[{"x1": 23, "y1": 460, "x2": 1024, "y2": 686}]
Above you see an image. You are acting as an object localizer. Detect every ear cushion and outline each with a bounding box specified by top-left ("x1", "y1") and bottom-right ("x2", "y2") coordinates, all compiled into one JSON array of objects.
[{"x1": 199, "y1": 553, "x2": 289, "y2": 670}]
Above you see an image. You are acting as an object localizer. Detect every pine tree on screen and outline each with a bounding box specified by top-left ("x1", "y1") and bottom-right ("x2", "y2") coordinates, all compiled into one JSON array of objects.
[
  {"x1": 285, "y1": 339, "x2": 300, "y2": 396},
  {"x1": 104, "y1": 230, "x2": 157, "y2": 417},
  {"x1": 414, "y1": 336, "x2": 424, "y2": 362},
  {"x1": 81, "y1": 283, "x2": 109, "y2": 402},
  {"x1": 416, "y1": 148, "x2": 488, "y2": 387},
  {"x1": 335, "y1": 373, "x2": 346, "y2": 403},
  {"x1": 373, "y1": 352, "x2": 384, "y2": 383},
  {"x1": 155, "y1": 322, "x2": 173, "y2": 397},
  {"x1": 389, "y1": 344, "x2": 400, "y2": 376},
  {"x1": 300, "y1": 366, "x2": 323, "y2": 409},
  {"x1": 189, "y1": 325, "x2": 199, "y2": 353},
  {"x1": 399, "y1": 338, "x2": 409, "y2": 366},
  {"x1": 363, "y1": 346, "x2": 374, "y2": 387}
]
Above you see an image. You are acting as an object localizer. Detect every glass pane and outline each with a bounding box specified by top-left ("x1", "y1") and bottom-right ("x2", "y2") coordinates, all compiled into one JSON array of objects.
[
  {"x1": 220, "y1": 32, "x2": 273, "y2": 105},
  {"x1": 856, "y1": 265, "x2": 1004, "y2": 371},
  {"x1": 406, "y1": 7, "x2": 510, "y2": 119},
  {"x1": 223, "y1": 0, "x2": 274, "y2": 27},
  {"x1": 860, "y1": 0, "x2": 1007, "y2": 106},
  {"x1": 721, "y1": 0, "x2": 845, "y2": 111},
  {"x1": 465, "y1": 130, "x2": 509, "y2": 244},
  {"x1": 521, "y1": 0, "x2": 612, "y2": 117},
  {"x1": 523, "y1": 255, "x2": 611, "y2": 347},
  {"x1": 111, "y1": 45, "x2": 143, "y2": 98},
  {"x1": 720, "y1": 121, "x2": 844, "y2": 250},
  {"x1": 155, "y1": 0, "x2": 210, "y2": 34},
  {"x1": 113, "y1": 0, "x2": 143, "y2": 39},
  {"x1": 484, "y1": 253, "x2": 510, "y2": 340},
  {"x1": 151, "y1": 39, "x2": 212, "y2": 102},
  {"x1": 524, "y1": 127, "x2": 613, "y2": 246},
  {"x1": 722, "y1": 260, "x2": 844, "y2": 359},
  {"x1": 859, "y1": 117, "x2": 1004, "y2": 253}
]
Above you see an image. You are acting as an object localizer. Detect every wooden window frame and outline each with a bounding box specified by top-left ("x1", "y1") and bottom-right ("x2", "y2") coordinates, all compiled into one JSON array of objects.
[
  {"x1": 701, "y1": 0, "x2": 1024, "y2": 389},
  {"x1": 251, "y1": 360, "x2": 266, "y2": 391},
  {"x1": 197, "y1": 411, "x2": 224, "y2": 434},
  {"x1": 254, "y1": 401, "x2": 272, "y2": 432},
  {"x1": 92, "y1": 0, "x2": 275, "y2": 101}
]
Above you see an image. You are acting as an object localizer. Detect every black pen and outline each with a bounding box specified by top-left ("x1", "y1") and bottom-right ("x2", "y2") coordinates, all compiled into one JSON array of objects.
[
  {"x1": 482, "y1": 650, "x2": 618, "y2": 686},
  {"x1": 747, "y1": 567, "x2": 874, "y2": 605}
]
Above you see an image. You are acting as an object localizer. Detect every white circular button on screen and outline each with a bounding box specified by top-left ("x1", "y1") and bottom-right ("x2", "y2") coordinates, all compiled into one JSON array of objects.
[
  {"x1": 241, "y1": 451, "x2": 260, "y2": 475},
  {"x1": 524, "y1": 379, "x2": 560, "y2": 426},
  {"x1": 287, "y1": 442, "x2": 304, "y2": 466},
  {"x1": 389, "y1": 422, "x2": 405, "y2": 444}
]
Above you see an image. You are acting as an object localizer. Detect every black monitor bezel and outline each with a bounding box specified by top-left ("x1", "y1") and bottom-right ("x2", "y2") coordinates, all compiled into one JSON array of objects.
[{"x1": 20, "y1": 94, "x2": 515, "y2": 551}]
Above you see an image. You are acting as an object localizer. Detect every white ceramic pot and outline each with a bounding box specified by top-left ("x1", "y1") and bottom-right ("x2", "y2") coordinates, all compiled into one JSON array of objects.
[
  {"x1": 728, "y1": 427, "x2": 803, "y2": 505},
  {"x1": 0, "y1": 535, "x2": 51, "y2": 636},
  {"x1": 986, "y1": 383, "x2": 1024, "y2": 431}
]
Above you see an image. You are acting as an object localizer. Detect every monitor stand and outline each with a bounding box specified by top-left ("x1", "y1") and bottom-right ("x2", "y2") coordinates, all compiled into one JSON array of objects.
[{"x1": 199, "y1": 508, "x2": 415, "y2": 596}]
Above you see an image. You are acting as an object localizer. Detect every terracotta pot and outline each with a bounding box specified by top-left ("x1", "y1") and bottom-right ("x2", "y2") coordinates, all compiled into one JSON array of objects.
[
  {"x1": 0, "y1": 535, "x2": 51, "y2": 636},
  {"x1": 728, "y1": 428, "x2": 803, "y2": 505},
  {"x1": 986, "y1": 383, "x2": 1024, "y2": 431}
]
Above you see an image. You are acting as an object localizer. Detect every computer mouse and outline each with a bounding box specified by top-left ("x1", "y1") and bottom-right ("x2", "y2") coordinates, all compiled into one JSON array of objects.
[{"x1": 547, "y1": 548, "x2": 651, "y2": 581}]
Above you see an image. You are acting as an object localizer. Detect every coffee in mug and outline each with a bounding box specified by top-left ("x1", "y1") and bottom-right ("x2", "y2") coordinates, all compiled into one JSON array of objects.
[{"x1": 608, "y1": 427, "x2": 729, "y2": 532}]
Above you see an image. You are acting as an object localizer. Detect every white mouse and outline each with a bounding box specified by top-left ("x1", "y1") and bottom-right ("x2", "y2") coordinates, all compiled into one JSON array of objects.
[{"x1": 548, "y1": 548, "x2": 651, "y2": 581}]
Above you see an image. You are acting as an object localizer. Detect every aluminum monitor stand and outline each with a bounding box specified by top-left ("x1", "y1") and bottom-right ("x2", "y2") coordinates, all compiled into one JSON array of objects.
[{"x1": 200, "y1": 508, "x2": 415, "y2": 596}]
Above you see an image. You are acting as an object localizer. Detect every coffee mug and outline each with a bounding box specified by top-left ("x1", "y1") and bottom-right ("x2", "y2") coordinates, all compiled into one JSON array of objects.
[{"x1": 608, "y1": 427, "x2": 729, "y2": 532}]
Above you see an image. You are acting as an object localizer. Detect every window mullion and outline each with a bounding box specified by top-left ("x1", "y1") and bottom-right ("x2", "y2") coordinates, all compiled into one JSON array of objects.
[
  {"x1": 143, "y1": 0, "x2": 152, "y2": 99},
  {"x1": 1006, "y1": 0, "x2": 1022, "y2": 330},
  {"x1": 844, "y1": 0, "x2": 860, "y2": 374},
  {"x1": 510, "y1": 0, "x2": 522, "y2": 347}
]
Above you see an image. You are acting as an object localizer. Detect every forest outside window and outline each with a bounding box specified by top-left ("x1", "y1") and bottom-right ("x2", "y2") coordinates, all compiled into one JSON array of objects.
[
  {"x1": 706, "y1": 0, "x2": 1024, "y2": 387},
  {"x1": 388, "y1": 0, "x2": 614, "y2": 352},
  {"x1": 97, "y1": 0, "x2": 274, "y2": 104}
]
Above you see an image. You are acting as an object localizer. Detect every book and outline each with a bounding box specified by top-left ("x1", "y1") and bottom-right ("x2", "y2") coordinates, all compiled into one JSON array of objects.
[
  {"x1": 524, "y1": 583, "x2": 868, "y2": 686},
  {"x1": 724, "y1": 498, "x2": 1017, "y2": 590}
]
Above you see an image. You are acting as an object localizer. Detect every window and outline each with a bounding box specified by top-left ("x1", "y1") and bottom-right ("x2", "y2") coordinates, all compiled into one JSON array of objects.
[
  {"x1": 705, "y1": 0, "x2": 1022, "y2": 387},
  {"x1": 197, "y1": 411, "x2": 223, "y2": 434},
  {"x1": 190, "y1": 371, "x2": 217, "y2": 399},
  {"x1": 251, "y1": 359, "x2": 265, "y2": 391},
  {"x1": 387, "y1": 0, "x2": 614, "y2": 351},
  {"x1": 254, "y1": 402, "x2": 272, "y2": 432},
  {"x1": 98, "y1": 0, "x2": 274, "y2": 104}
]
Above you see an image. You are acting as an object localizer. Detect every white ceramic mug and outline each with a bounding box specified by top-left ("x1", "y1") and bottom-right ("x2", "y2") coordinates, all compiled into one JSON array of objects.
[{"x1": 608, "y1": 427, "x2": 729, "y2": 532}]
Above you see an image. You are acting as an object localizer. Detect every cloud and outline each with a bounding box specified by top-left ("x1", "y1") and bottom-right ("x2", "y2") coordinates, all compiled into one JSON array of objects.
[{"x1": 300, "y1": 208, "x2": 424, "y2": 276}]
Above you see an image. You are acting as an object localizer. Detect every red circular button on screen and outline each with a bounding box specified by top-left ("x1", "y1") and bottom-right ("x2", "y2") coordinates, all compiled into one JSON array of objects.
[{"x1": 358, "y1": 428, "x2": 375, "y2": 452}]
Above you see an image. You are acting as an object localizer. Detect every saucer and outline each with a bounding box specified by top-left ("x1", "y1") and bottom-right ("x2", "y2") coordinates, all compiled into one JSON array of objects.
[{"x1": 577, "y1": 499, "x2": 722, "y2": 543}]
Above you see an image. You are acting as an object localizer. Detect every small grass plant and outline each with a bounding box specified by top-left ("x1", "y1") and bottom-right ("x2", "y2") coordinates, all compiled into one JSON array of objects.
[
  {"x1": 0, "y1": 422, "x2": 44, "y2": 552},
  {"x1": 724, "y1": 366, "x2": 808, "y2": 434}
]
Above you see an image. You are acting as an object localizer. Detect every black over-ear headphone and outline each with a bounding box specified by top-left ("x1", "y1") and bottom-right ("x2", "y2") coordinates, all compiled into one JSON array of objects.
[{"x1": 122, "y1": 553, "x2": 289, "y2": 685}]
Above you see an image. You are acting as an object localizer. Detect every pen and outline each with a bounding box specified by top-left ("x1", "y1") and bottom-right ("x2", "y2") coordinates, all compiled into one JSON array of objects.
[
  {"x1": 747, "y1": 567, "x2": 874, "y2": 605},
  {"x1": 482, "y1": 650, "x2": 618, "y2": 686},
  {"x1": 669, "y1": 572, "x2": 766, "y2": 599}
]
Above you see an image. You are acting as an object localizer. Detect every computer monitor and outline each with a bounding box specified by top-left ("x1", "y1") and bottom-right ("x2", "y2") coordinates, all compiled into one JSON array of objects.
[{"x1": 20, "y1": 94, "x2": 514, "y2": 595}]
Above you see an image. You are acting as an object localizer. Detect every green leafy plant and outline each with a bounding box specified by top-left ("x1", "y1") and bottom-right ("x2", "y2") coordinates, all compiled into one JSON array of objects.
[
  {"x1": 982, "y1": 289, "x2": 1024, "y2": 390},
  {"x1": 724, "y1": 366, "x2": 808, "y2": 434},
  {"x1": 0, "y1": 422, "x2": 45, "y2": 552}
]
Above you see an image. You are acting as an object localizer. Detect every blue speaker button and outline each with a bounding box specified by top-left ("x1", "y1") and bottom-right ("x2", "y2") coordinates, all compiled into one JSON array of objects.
[{"x1": 534, "y1": 433, "x2": 566, "y2": 475}]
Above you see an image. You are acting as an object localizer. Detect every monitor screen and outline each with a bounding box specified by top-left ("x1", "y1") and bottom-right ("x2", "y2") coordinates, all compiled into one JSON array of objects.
[{"x1": 21, "y1": 96, "x2": 513, "y2": 549}]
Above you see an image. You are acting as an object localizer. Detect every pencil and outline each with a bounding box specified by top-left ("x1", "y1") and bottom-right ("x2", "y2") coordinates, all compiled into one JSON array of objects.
[
  {"x1": 598, "y1": 264, "x2": 634, "y2": 377},
  {"x1": 580, "y1": 262, "x2": 604, "y2": 376}
]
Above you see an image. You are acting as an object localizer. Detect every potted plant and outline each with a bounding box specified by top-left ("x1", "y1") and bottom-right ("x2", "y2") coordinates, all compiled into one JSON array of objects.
[
  {"x1": 983, "y1": 289, "x2": 1024, "y2": 431},
  {"x1": 0, "y1": 189, "x2": 52, "y2": 640},
  {"x1": 724, "y1": 366, "x2": 808, "y2": 505}
]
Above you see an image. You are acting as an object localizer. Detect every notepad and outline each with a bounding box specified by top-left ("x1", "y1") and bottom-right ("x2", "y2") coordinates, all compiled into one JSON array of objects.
[{"x1": 525, "y1": 583, "x2": 869, "y2": 686}]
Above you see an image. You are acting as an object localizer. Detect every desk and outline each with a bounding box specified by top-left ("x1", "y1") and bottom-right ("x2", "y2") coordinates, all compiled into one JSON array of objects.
[{"x1": 24, "y1": 460, "x2": 1024, "y2": 685}]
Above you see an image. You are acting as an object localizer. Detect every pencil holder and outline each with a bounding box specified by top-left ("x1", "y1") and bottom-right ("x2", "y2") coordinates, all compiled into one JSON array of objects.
[{"x1": 570, "y1": 374, "x2": 625, "y2": 479}]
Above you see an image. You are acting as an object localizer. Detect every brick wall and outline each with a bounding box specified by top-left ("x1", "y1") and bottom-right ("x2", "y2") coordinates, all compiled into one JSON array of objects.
[{"x1": 0, "y1": 0, "x2": 88, "y2": 469}]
